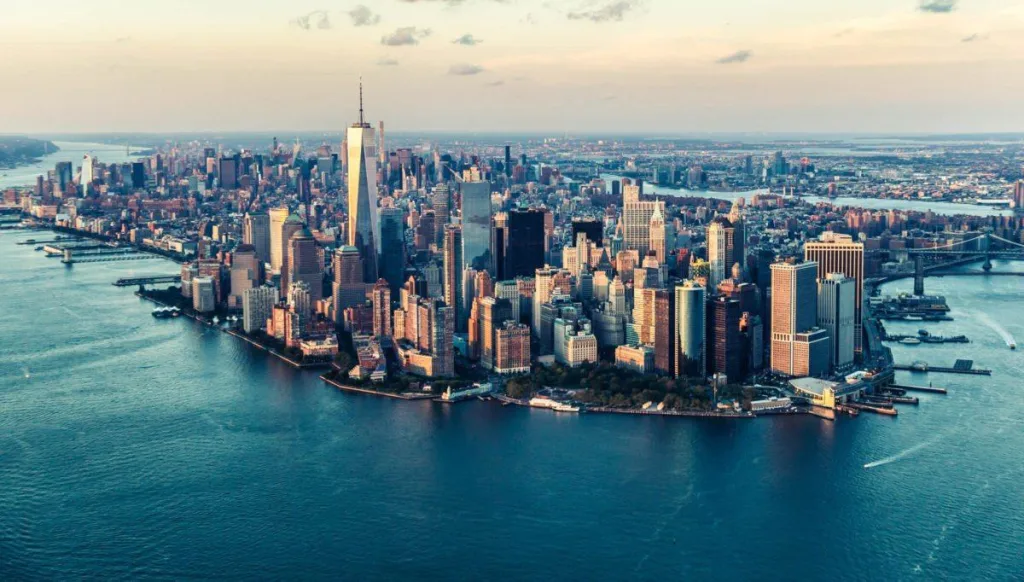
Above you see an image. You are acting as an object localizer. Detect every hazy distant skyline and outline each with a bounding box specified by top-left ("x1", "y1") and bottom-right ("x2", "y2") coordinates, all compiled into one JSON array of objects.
[{"x1": 3, "y1": 0, "x2": 1024, "y2": 134}]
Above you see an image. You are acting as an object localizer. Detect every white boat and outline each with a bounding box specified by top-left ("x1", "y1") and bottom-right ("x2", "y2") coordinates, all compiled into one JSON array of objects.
[
  {"x1": 901, "y1": 338, "x2": 922, "y2": 345},
  {"x1": 529, "y1": 397, "x2": 581, "y2": 413},
  {"x1": 905, "y1": 315, "x2": 924, "y2": 321}
]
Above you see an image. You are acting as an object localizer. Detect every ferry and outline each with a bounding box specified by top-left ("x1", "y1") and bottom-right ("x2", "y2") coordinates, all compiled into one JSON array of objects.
[
  {"x1": 900, "y1": 338, "x2": 922, "y2": 345},
  {"x1": 152, "y1": 307, "x2": 181, "y2": 319},
  {"x1": 905, "y1": 315, "x2": 924, "y2": 321},
  {"x1": 529, "y1": 396, "x2": 582, "y2": 413},
  {"x1": 1011, "y1": 342, "x2": 1017, "y2": 351}
]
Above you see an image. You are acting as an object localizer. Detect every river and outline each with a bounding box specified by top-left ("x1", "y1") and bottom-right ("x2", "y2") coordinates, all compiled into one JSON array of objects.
[
  {"x1": 601, "y1": 175, "x2": 1013, "y2": 218},
  {"x1": 1, "y1": 232, "x2": 1022, "y2": 580},
  {"x1": 0, "y1": 142, "x2": 143, "y2": 189}
]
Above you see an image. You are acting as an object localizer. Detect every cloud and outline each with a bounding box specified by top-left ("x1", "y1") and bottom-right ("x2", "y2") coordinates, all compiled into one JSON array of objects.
[
  {"x1": 715, "y1": 50, "x2": 752, "y2": 64},
  {"x1": 449, "y1": 64, "x2": 485, "y2": 76},
  {"x1": 961, "y1": 33, "x2": 988, "y2": 43},
  {"x1": 453, "y1": 34, "x2": 482, "y2": 46},
  {"x1": 833, "y1": 28, "x2": 854, "y2": 38},
  {"x1": 567, "y1": 0, "x2": 642, "y2": 23},
  {"x1": 918, "y1": 0, "x2": 956, "y2": 13},
  {"x1": 348, "y1": 5, "x2": 381, "y2": 26},
  {"x1": 114, "y1": 36, "x2": 132, "y2": 43},
  {"x1": 381, "y1": 26, "x2": 432, "y2": 46},
  {"x1": 485, "y1": 80, "x2": 504, "y2": 87},
  {"x1": 293, "y1": 10, "x2": 332, "y2": 31},
  {"x1": 377, "y1": 58, "x2": 400, "y2": 66}
]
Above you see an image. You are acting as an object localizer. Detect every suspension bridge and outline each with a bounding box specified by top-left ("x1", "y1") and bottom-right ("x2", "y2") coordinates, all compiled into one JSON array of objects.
[{"x1": 880, "y1": 233, "x2": 1024, "y2": 295}]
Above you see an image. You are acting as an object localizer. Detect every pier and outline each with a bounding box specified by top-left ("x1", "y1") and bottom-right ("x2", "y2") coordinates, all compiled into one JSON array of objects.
[
  {"x1": 887, "y1": 384, "x2": 948, "y2": 395},
  {"x1": 114, "y1": 275, "x2": 182, "y2": 287},
  {"x1": 893, "y1": 359, "x2": 992, "y2": 376}
]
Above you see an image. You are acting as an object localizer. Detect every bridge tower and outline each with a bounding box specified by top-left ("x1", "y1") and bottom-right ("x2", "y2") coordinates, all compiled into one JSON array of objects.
[
  {"x1": 982, "y1": 232, "x2": 993, "y2": 271},
  {"x1": 913, "y1": 255, "x2": 925, "y2": 296}
]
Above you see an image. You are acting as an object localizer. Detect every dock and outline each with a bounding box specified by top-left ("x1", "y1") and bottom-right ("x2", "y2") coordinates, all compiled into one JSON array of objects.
[
  {"x1": 887, "y1": 384, "x2": 948, "y2": 395},
  {"x1": 847, "y1": 402, "x2": 899, "y2": 416},
  {"x1": 893, "y1": 359, "x2": 991, "y2": 376}
]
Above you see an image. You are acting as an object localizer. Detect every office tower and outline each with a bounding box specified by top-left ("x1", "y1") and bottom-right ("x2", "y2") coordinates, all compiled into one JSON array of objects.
[
  {"x1": 56, "y1": 161, "x2": 73, "y2": 193},
  {"x1": 491, "y1": 212, "x2": 508, "y2": 280},
  {"x1": 572, "y1": 219, "x2": 603, "y2": 248},
  {"x1": 770, "y1": 262, "x2": 820, "y2": 376},
  {"x1": 243, "y1": 213, "x2": 271, "y2": 265},
  {"x1": 504, "y1": 209, "x2": 546, "y2": 278},
  {"x1": 653, "y1": 289, "x2": 675, "y2": 376},
  {"x1": 460, "y1": 180, "x2": 492, "y2": 273},
  {"x1": 443, "y1": 225, "x2": 463, "y2": 328},
  {"x1": 804, "y1": 232, "x2": 865, "y2": 353},
  {"x1": 80, "y1": 154, "x2": 95, "y2": 192},
  {"x1": 333, "y1": 246, "x2": 366, "y2": 319},
  {"x1": 243, "y1": 286, "x2": 276, "y2": 333},
  {"x1": 347, "y1": 83, "x2": 380, "y2": 283},
  {"x1": 479, "y1": 297, "x2": 513, "y2": 370},
  {"x1": 504, "y1": 145, "x2": 512, "y2": 178},
  {"x1": 621, "y1": 185, "x2": 664, "y2": 257},
  {"x1": 192, "y1": 277, "x2": 216, "y2": 313},
  {"x1": 494, "y1": 280, "x2": 521, "y2": 323},
  {"x1": 533, "y1": 268, "x2": 571, "y2": 339},
  {"x1": 433, "y1": 304, "x2": 455, "y2": 377},
  {"x1": 269, "y1": 208, "x2": 290, "y2": 272},
  {"x1": 276, "y1": 214, "x2": 304, "y2": 296},
  {"x1": 416, "y1": 210, "x2": 435, "y2": 251},
  {"x1": 229, "y1": 245, "x2": 261, "y2": 309},
  {"x1": 287, "y1": 281, "x2": 312, "y2": 337},
  {"x1": 648, "y1": 205, "x2": 670, "y2": 264},
  {"x1": 130, "y1": 162, "x2": 146, "y2": 189},
  {"x1": 379, "y1": 207, "x2": 406, "y2": 294},
  {"x1": 494, "y1": 322, "x2": 531, "y2": 374},
  {"x1": 1014, "y1": 180, "x2": 1024, "y2": 210},
  {"x1": 288, "y1": 228, "x2": 323, "y2": 306},
  {"x1": 675, "y1": 280, "x2": 706, "y2": 378},
  {"x1": 371, "y1": 279, "x2": 392, "y2": 338},
  {"x1": 219, "y1": 156, "x2": 238, "y2": 189},
  {"x1": 707, "y1": 296, "x2": 742, "y2": 381},
  {"x1": 461, "y1": 267, "x2": 477, "y2": 333},
  {"x1": 707, "y1": 217, "x2": 734, "y2": 292},
  {"x1": 432, "y1": 184, "x2": 451, "y2": 246},
  {"x1": 818, "y1": 273, "x2": 856, "y2": 372}
]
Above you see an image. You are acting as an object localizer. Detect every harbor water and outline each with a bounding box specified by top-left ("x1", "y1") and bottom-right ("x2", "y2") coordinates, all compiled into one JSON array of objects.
[{"x1": 1, "y1": 232, "x2": 1022, "y2": 580}]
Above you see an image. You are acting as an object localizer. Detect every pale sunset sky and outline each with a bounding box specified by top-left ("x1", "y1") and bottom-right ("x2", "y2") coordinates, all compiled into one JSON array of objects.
[{"x1": 2, "y1": 0, "x2": 1023, "y2": 134}]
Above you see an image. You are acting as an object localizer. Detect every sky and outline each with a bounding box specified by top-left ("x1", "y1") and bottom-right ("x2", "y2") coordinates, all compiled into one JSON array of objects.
[{"x1": 2, "y1": 0, "x2": 1024, "y2": 134}]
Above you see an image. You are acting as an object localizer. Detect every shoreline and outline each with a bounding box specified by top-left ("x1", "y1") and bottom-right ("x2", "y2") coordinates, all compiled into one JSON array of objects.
[{"x1": 319, "y1": 373, "x2": 436, "y2": 400}]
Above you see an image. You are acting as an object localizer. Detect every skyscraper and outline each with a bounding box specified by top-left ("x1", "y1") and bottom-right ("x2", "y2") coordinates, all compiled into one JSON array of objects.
[
  {"x1": 276, "y1": 214, "x2": 305, "y2": 298},
  {"x1": 460, "y1": 180, "x2": 492, "y2": 273},
  {"x1": 621, "y1": 185, "x2": 664, "y2": 257},
  {"x1": 443, "y1": 225, "x2": 463, "y2": 328},
  {"x1": 653, "y1": 289, "x2": 675, "y2": 376},
  {"x1": 571, "y1": 219, "x2": 603, "y2": 248},
  {"x1": 371, "y1": 279, "x2": 392, "y2": 338},
  {"x1": 818, "y1": 273, "x2": 856, "y2": 372},
  {"x1": 504, "y1": 209, "x2": 546, "y2": 279},
  {"x1": 229, "y1": 244, "x2": 261, "y2": 309},
  {"x1": 288, "y1": 228, "x2": 323, "y2": 306},
  {"x1": 707, "y1": 296, "x2": 742, "y2": 381},
  {"x1": 675, "y1": 281, "x2": 706, "y2": 378},
  {"x1": 707, "y1": 217, "x2": 734, "y2": 292},
  {"x1": 269, "y1": 207, "x2": 290, "y2": 273},
  {"x1": 333, "y1": 246, "x2": 365, "y2": 320},
  {"x1": 243, "y1": 213, "x2": 271, "y2": 265},
  {"x1": 432, "y1": 184, "x2": 451, "y2": 247},
  {"x1": 770, "y1": 261, "x2": 821, "y2": 376},
  {"x1": 379, "y1": 207, "x2": 406, "y2": 294},
  {"x1": 804, "y1": 232, "x2": 865, "y2": 353},
  {"x1": 347, "y1": 83, "x2": 379, "y2": 284}
]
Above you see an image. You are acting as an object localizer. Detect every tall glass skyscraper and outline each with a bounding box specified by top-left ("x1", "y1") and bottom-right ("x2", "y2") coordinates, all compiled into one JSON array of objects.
[
  {"x1": 675, "y1": 280, "x2": 706, "y2": 378},
  {"x1": 347, "y1": 86, "x2": 379, "y2": 284},
  {"x1": 460, "y1": 180, "x2": 492, "y2": 274},
  {"x1": 379, "y1": 207, "x2": 406, "y2": 295}
]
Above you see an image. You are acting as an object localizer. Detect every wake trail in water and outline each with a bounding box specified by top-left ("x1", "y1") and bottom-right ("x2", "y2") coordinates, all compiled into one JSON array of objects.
[
  {"x1": 977, "y1": 312, "x2": 1017, "y2": 348},
  {"x1": 864, "y1": 436, "x2": 941, "y2": 469}
]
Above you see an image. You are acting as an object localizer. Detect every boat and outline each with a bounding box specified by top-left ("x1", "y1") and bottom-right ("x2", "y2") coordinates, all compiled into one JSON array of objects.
[
  {"x1": 900, "y1": 338, "x2": 922, "y2": 345},
  {"x1": 529, "y1": 396, "x2": 582, "y2": 413},
  {"x1": 552, "y1": 402, "x2": 581, "y2": 413},
  {"x1": 152, "y1": 307, "x2": 181, "y2": 319},
  {"x1": 1011, "y1": 342, "x2": 1017, "y2": 351},
  {"x1": 905, "y1": 315, "x2": 924, "y2": 321}
]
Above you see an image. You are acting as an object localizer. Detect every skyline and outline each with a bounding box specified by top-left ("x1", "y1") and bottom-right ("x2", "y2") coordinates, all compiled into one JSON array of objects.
[{"x1": 3, "y1": 0, "x2": 1024, "y2": 133}]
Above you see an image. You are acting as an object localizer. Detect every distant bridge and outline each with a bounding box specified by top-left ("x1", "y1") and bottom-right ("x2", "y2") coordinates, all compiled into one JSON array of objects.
[
  {"x1": 872, "y1": 233, "x2": 1024, "y2": 295},
  {"x1": 113, "y1": 275, "x2": 182, "y2": 287}
]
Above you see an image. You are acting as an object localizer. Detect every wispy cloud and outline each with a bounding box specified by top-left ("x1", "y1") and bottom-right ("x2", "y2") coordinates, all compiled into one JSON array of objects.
[
  {"x1": 567, "y1": 0, "x2": 642, "y2": 23},
  {"x1": 833, "y1": 28, "x2": 854, "y2": 38},
  {"x1": 449, "y1": 64, "x2": 485, "y2": 76},
  {"x1": 293, "y1": 10, "x2": 332, "y2": 31},
  {"x1": 377, "y1": 58, "x2": 400, "y2": 66},
  {"x1": 453, "y1": 34, "x2": 482, "y2": 46},
  {"x1": 348, "y1": 5, "x2": 381, "y2": 27},
  {"x1": 918, "y1": 0, "x2": 956, "y2": 14},
  {"x1": 961, "y1": 33, "x2": 988, "y2": 43},
  {"x1": 715, "y1": 50, "x2": 752, "y2": 64},
  {"x1": 114, "y1": 36, "x2": 132, "y2": 43},
  {"x1": 485, "y1": 80, "x2": 505, "y2": 87},
  {"x1": 381, "y1": 27, "x2": 432, "y2": 46}
]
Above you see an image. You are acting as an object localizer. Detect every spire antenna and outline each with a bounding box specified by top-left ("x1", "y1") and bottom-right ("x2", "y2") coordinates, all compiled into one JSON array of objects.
[{"x1": 359, "y1": 76, "x2": 365, "y2": 125}]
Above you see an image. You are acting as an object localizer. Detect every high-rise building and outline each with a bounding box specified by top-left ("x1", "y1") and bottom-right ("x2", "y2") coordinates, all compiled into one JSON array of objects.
[
  {"x1": 818, "y1": 273, "x2": 856, "y2": 372},
  {"x1": 268, "y1": 207, "x2": 291, "y2": 273},
  {"x1": 648, "y1": 205, "x2": 671, "y2": 264},
  {"x1": 288, "y1": 228, "x2": 323, "y2": 306},
  {"x1": 804, "y1": 232, "x2": 865, "y2": 353},
  {"x1": 675, "y1": 280, "x2": 706, "y2": 378},
  {"x1": 653, "y1": 289, "x2": 675, "y2": 376},
  {"x1": 432, "y1": 184, "x2": 451, "y2": 247},
  {"x1": 229, "y1": 244, "x2": 261, "y2": 309},
  {"x1": 533, "y1": 268, "x2": 572, "y2": 339},
  {"x1": 479, "y1": 296, "x2": 513, "y2": 370},
  {"x1": 707, "y1": 296, "x2": 742, "y2": 381},
  {"x1": 242, "y1": 286, "x2": 276, "y2": 333},
  {"x1": 219, "y1": 155, "x2": 238, "y2": 189},
  {"x1": 276, "y1": 214, "x2": 305, "y2": 297},
  {"x1": 347, "y1": 84, "x2": 380, "y2": 283},
  {"x1": 494, "y1": 321, "x2": 530, "y2": 374},
  {"x1": 504, "y1": 209, "x2": 546, "y2": 278},
  {"x1": 571, "y1": 219, "x2": 603, "y2": 248},
  {"x1": 770, "y1": 261, "x2": 820, "y2": 376},
  {"x1": 707, "y1": 217, "x2": 734, "y2": 292},
  {"x1": 379, "y1": 207, "x2": 406, "y2": 294},
  {"x1": 243, "y1": 213, "x2": 271, "y2": 265},
  {"x1": 460, "y1": 180, "x2": 492, "y2": 273},
  {"x1": 621, "y1": 185, "x2": 664, "y2": 257},
  {"x1": 333, "y1": 246, "x2": 366, "y2": 320},
  {"x1": 443, "y1": 225, "x2": 463, "y2": 329},
  {"x1": 192, "y1": 277, "x2": 216, "y2": 313},
  {"x1": 371, "y1": 279, "x2": 392, "y2": 338},
  {"x1": 80, "y1": 155, "x2": 95, "y2": 192}
]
